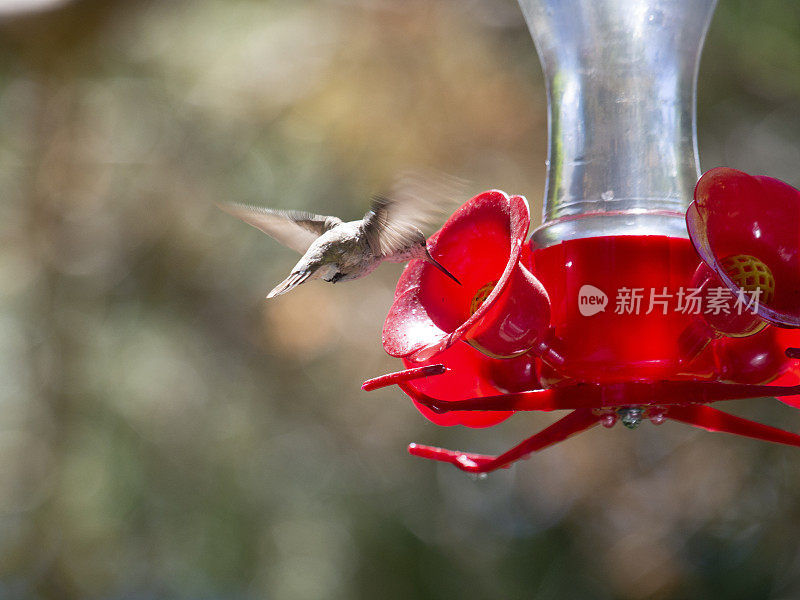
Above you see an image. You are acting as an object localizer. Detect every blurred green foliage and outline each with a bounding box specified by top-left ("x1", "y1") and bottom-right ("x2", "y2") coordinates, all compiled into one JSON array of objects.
[{"x1": 0, "y1": 0, "x2": 798, "y2": 598}]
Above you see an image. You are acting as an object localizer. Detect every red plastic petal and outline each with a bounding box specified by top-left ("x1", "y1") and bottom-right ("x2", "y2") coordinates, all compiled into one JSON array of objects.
[
  {"x1": 383, "y1": 190, "x2": 549, "y2": 361},
  {"x1": 398, "y1": 342, "x2": 516, "y2": 428},
  {"x1": 715, "y1": 326, "x2": 794, "y2": 385}
]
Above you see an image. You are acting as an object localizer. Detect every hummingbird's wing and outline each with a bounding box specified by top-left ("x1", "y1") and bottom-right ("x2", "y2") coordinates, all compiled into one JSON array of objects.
[
  {"x1": 218, "y1": 203, "x2": 343, "y2": 254},
  {"x1": 361, "y1": 195, "x2": 427, "y2": 257},
  {"x1": 361, "y1": 171, "x2": 467, "y2": 257}
]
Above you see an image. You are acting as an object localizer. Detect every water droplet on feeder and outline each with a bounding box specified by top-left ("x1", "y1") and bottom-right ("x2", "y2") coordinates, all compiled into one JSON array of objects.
[
  {"x1": 601, "y1": 413, "x2": 617, "y2": 428},
  {"x1": 618, "y1": 407, "x2": 643, "y2": 429}
]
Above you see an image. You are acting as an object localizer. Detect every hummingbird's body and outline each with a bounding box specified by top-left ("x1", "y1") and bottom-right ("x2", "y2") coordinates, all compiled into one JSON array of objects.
[
  {"x1": 220, "y1": 182, "x2": 461, "y2": 298},
  {"x1": 289, "y1": 221, "x2": 376, "y2": 284}
]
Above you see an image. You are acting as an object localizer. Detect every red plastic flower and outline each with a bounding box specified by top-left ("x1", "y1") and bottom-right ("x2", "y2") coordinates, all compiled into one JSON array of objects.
[
  {"x1": 687, "y1": 167, "x2": 800, "y2": 327},
  {"x1": 380, "y1": 190, "x2": 550, "y2": 428},
  {"x1": 383, "y1": 190, "x2": 549, "y2": 361},
  {"x1": 687, "y1": 167, "x2": 800, "y2": 406}
]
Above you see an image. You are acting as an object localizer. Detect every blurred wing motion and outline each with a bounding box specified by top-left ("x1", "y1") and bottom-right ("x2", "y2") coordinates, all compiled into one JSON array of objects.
[
  {"x1": 218, "y1": 203, "x2": 342, "y2": 254},
  {"x1": 361, "y1": 171, "x2": 468, "y2": 257}
]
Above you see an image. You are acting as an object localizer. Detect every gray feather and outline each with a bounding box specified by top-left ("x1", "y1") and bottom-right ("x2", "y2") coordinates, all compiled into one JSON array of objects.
[
  {"x1": 267, "y1": 270, "x2": 313, "y2": 298},
  {"x1": 218, "y1": 203, "x2": 343, "y2": 254}
]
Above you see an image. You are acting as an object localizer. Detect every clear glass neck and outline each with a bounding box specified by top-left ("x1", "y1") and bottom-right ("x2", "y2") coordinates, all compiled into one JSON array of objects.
[{"x1": 518, "y1": 0, "x2": 717, "y2": 247}]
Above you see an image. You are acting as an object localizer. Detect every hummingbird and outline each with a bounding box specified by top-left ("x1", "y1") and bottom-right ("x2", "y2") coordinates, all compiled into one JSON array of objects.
[{"x1": 219, "y1": 176, "x2": 462, "y2": 298}]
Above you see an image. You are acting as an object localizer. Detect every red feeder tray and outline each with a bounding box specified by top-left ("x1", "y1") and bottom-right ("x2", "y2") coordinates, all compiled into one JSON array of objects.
[{"x1": 365, "y1": 177, "x2": 800, "y2": 474}]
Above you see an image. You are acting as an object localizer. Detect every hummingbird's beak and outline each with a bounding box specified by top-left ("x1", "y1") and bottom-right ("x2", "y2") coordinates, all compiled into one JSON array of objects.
[{"x1": 425, "y1": 250, "x2": 461, "y2": 285}]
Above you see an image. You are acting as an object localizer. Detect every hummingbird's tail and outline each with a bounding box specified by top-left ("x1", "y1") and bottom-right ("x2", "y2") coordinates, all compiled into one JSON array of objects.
[
  {"x1": 267, "y1": 270, "x2": 313, "y2": 298},
  {"x1": 424, "y1": 250, "x2": 461, "y2": 285}
]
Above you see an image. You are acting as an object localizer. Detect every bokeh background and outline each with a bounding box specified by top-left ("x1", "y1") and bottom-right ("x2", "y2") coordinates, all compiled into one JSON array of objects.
[{"x1": 0, "y1": 0, "x2": 799, "y2": 598}]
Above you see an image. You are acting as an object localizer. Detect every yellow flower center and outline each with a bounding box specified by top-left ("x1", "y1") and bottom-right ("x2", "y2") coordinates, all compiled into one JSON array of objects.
[
  {"x1": 470, "y1": 281, "x2": 498, "y2": 316},
  {"x1": 720, "y1": 254, "x2": 775, "y2": 305}
]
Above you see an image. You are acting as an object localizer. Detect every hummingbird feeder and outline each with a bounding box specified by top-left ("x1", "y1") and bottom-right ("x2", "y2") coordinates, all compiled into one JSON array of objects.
[{"x1": 364, "y1": 0, "x2": 800, "y2": 473}]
